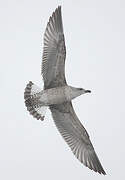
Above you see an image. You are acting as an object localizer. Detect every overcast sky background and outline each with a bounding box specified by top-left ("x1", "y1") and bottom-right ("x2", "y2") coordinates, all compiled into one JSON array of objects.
[{"x1": 0, "y1": 0, "x2": 125, "y2": 179}]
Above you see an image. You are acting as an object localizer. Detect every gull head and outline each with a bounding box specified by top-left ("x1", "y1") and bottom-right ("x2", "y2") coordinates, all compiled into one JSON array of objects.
[{"x1": 69, "y1": 86, "x2": 91, "y2": 100}]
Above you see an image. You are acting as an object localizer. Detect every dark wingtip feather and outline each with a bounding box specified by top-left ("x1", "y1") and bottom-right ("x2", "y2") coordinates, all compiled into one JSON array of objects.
[
  {"x1": 85, "y1": 162, "x2": 106, "y2": 175},
  {"x1": 86, "y1": 152, "x2": 106, "y2": 175},
  {"x1": 57, "y1": 5, "x2": 61, "y2": 9}
]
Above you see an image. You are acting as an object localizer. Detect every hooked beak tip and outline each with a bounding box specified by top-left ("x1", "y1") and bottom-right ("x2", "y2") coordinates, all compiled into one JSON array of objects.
[{"x1": 85, "y1": 90, "x2": 91, "y2": 93}]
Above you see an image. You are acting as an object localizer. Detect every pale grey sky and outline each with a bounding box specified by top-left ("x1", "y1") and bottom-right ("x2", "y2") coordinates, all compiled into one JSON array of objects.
[{"x1": 0, "y1": 0, "x2": 125, "y2": 179}]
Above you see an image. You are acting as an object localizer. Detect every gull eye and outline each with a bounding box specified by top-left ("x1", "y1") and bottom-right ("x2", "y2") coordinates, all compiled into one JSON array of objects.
[{"x1": 78, "y1": 88, "x2": 83, "y2": 90}]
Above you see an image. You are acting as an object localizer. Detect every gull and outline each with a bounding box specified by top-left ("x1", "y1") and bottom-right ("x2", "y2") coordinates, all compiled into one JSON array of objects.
[{"x1": 24, "y1": 6, "x2": 106, "y2": 175}]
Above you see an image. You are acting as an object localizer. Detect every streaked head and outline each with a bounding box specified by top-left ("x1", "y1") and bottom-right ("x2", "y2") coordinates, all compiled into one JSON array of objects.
[{"x1": 68, "y1": 86, "x2": 91, "y2": 100}]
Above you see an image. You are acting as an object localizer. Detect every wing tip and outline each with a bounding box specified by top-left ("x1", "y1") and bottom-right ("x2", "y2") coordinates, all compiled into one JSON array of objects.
[
  {"x1": 83, "y1": 160, "x2": 106, "y2": 175},
  {"x1": 57, "y1": 5, "x2": 61, "y2": 11},
  {"x1": 84, "y1": 152, "x2": 107, "y2": 175},
  {"x1": 89, "y1": 167, "x2": 106, "y2": 175}
]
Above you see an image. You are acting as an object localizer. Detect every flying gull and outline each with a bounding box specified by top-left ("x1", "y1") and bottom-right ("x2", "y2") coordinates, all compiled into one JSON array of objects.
[{"x1": 24, "y1": 6, "x2": 106, "y2": 175}]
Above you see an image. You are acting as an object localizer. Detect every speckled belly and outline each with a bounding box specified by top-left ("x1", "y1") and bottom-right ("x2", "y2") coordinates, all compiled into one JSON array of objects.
[{"x1": 39, "y1": 86, "x2": 68, "y2": 105}]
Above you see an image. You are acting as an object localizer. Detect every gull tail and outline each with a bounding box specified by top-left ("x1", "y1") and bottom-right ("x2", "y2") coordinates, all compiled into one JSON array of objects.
[{"x1": 24, "y1": 81, "x2": 47, "y2": 121}]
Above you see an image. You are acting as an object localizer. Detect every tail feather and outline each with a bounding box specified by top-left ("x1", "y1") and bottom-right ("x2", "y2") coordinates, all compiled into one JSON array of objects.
[{"x1": 24, "y1": 81, "x2": 47, "y2": 121}]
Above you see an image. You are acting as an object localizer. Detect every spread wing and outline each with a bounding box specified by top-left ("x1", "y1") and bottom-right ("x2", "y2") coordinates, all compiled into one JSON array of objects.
[
  {"x1": 50, "y1": 102, "x2": 106, "y2": 175},
  {"x1": 42, "y1": 6, "x2": 66, "y2": 89}
]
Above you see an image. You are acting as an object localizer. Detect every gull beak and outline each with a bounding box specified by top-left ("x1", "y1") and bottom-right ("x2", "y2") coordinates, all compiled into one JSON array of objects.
[{"x1": 85, "y1": 90, "x2": 91, "y2": 93}]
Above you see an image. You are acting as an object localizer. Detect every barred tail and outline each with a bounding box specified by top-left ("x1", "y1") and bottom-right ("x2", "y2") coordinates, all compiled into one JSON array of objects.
[{"x1": 24, "y1": 81, "x2": 47, "y2": 121}]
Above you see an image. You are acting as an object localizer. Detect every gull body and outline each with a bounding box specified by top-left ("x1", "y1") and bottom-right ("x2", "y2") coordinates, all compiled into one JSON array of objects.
[{"x1": 29, "y1": 86, "x2": 90, "y2": 106}]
